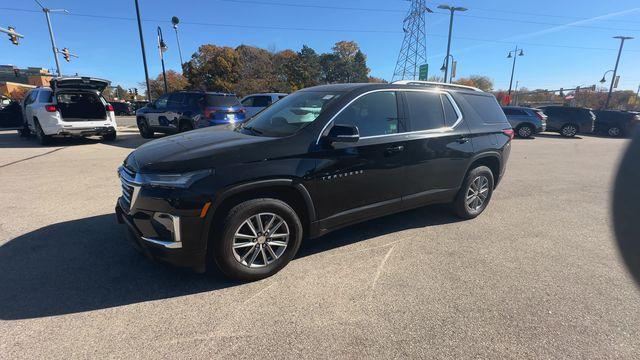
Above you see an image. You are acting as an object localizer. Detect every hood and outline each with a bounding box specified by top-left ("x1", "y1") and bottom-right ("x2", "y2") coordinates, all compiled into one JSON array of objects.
[
  {"x1": 126, "y1": 126, "x2": 274, "y2": 173},
  {"x1": 50, "y1": 77, "x2": 110, "y2": 93}
]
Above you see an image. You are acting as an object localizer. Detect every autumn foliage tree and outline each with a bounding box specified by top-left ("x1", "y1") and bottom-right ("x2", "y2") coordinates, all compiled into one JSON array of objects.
[
  {"x1": 182, "y1": 41, "x2": 373, "y2": 97},
  {"x1": 145, "y1": 70, "x2": 189, "y2": 99}
]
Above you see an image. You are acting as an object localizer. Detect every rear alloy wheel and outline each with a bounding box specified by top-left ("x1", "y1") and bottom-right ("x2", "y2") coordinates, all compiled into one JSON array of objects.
[
  {"x1": 34, "y1": 120, "x2": 51, "y2": 145},
  {"x1": 137, "y1": 118, "x2": 154, "y2": 139},
  {"x1": 212, "y1": 198, "x2": 303, "y2": 281},
  {"x1": 608, "y1": 126, "x2": 622, "y2": 137},
  {"x1": 517, "y1": 124, "x2": 534, "y2": 138},
  {"x1": 560, "y1": 124, "x2": 578, "y2": 137},
  {"x1": 453, "y1": 165, "x2": 494, "y2": 219}
]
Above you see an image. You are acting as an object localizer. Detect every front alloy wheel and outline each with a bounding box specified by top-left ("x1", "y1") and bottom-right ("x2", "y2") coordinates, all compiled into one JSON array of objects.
[
  {"x1": 232, "y1": 213, "x2": 290, "y2": 268},
  {"x1": 212, "y1": 198, "x2": 303, "y2": 281}
]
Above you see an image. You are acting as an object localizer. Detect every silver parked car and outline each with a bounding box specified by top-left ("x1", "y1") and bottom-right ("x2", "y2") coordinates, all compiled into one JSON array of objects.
[
  {"x1": 240, "y1": 93, "x2": 287, "y2": 118},
  {"x1": 502, "y1": 106, "x2": 547, "y2": 138}
]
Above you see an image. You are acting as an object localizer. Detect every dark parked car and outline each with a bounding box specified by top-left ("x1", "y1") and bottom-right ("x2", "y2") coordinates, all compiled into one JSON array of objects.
[
  {"x1": 0, "y1": 97, "x2": 23, "y2": 129},
  {"x1": 116, "y1": 82, "x2": 513, "y2": 280},
  {"x1": 593, "y1": 110, "x2": 640, "y2": 137},
  {"x1": 110, "y1": 102, "x2": 133, "y2": 116},
  {"x1": 538, "y1": 106, "x2": 595, "y2": 137},
  {"x1": 502, "y1": 106, "x2": 546, "y2": 138},
  {"x1": 135, "y1": 91, "x2": 246, "y2": 138}
]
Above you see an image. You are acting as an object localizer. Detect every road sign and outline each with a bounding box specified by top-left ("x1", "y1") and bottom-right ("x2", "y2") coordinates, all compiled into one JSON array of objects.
[
  {"x1": 418, "y1": 64, "x2": 428, "y2": 80},
  {"x1": 613, "y1": 76, "x2": 620, "y2": 89}
]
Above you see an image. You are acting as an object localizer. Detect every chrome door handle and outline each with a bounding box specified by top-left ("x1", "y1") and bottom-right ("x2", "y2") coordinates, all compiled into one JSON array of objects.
[{"x1": 385, "y1": 145, "x2": 405, "y2": 153}]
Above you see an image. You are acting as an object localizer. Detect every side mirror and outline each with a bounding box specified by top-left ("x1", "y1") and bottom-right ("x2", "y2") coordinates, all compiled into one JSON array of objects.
[{"x1": 325, "y1": 124, "x2": 359, "y2": 143}]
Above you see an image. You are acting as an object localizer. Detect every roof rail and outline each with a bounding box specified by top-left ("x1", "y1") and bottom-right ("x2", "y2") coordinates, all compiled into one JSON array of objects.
[{"x1": 391, "y1": 80, "x2": 483, "y2": 92}]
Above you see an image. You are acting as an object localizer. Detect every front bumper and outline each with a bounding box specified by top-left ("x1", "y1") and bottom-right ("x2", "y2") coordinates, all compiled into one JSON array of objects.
[{"x1": 115, "y1": 195, "x2": 209, "y2": 272}]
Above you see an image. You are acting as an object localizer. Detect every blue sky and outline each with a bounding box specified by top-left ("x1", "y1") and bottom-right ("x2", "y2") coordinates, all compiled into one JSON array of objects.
[{"x1": 1, "y1": 0, "x2": 639, "y2": 92}]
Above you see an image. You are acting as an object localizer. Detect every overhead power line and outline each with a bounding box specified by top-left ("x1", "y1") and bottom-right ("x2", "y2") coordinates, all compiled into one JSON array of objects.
[{"x1": 1, "y1": 6, "x2": 639, "y2": 53}]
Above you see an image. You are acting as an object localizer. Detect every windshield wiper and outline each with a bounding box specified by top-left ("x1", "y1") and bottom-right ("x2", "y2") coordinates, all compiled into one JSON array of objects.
[{"x1": 242, "y1": 125, "x2": 263, "y2": 135}]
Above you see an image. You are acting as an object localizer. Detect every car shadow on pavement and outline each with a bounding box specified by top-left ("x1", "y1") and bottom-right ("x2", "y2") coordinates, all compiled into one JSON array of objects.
[
  {"x1": 0, "y1": 205, "x2": 461, "y2": 320},
  {"x1": 0, "y1": 214, "x2": 238, "y2": 320},
  {"x1": 535, "y1": 133, "x2": 583, "y2": 140},
  {"x1": 297, "y1": 204, "x2": 461, "y2": 259},
  {"x1": 0, "y1": 131, "x2": 155, "y2": 150}
]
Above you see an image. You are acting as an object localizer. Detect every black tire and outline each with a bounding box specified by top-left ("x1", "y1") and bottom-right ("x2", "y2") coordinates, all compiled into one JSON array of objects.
[
  {"x1": 516, "y1": 124, "x2": 534, "y2": 138},
  {"x1": 452, "y1": 165, "x2": 495, "y2": 219},
  {"x1": 607, "y1": 126, "x2": 622, "y2": 137},
  {"x1": 560, "y1": 124, "x2": 578, "y2": 137},
  {"x1": 102, "y1": 131, "x2": 117, "y2": 142},
  {"x1": 18, "y1": 123, "x2": 30, "y2": 137},
  {"x1": 179, "y1": 121, "x2": 194, "y2": 133},
  {"x1": 212, "y1": 198, "x2": 303, "y2": 281},
  {"x1": 34, "y1": 120, "x2": 51, "y2": 145},
  {"x1": 137, "y1": 118, "x2": 154, "y2": 139}
]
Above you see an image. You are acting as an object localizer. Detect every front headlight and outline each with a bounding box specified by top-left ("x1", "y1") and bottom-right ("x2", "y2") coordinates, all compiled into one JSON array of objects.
[{"x1": 138, "y1": 169, "x2": 212, "y2": 189}]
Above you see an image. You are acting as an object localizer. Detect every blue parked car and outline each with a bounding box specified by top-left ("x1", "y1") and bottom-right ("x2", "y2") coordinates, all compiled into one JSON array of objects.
[{"x1": 135, "y1": 91, "x2": 246, "y2": 138}]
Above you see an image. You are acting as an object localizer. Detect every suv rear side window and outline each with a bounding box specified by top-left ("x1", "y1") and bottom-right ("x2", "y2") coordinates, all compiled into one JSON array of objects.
[
  {"x1": 168, "y1": 93, "x2": 186, "y2": 107},
  {"x1": 38, "y1": 90, "x2": 52, "y2": 103},
  {"x1": 206, "y1": 94, "x2": 240, "y2": 107},
  {"x1": 461, "y1": 94, "x2": 508, "y2": 124},
  {"x1": 333, "y1": 91, "x2": 400, "y2": 137},
  {"x1": 503, "y1": 108, "x2": 526, "y2": 116},
  {"x1": 405, "y1": 91, "x2": 444, "y2": 131}
]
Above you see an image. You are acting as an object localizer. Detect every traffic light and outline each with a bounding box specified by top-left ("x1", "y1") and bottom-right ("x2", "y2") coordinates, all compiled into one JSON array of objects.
[
  {"x1": 61, "y1": 48, "x2": 71, "y2": 62},
  {"x1": 134, "y1": 88, "x2": 138, "y2": 96},
  {"x1": 7, "y1": 26, "x2": 19, "y2": 45}
]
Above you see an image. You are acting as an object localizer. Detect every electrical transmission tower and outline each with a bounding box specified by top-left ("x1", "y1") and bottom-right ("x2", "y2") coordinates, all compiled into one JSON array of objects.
[{"x1": 392, "y1": 0, "x2": 432, "y2": 81}]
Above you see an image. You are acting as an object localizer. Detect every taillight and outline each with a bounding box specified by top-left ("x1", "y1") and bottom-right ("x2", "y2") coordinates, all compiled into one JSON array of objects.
[
  {"x1": 502, "y1": 129, "x2": 515, "y2": 140},
  {"x1": 106, "y1": 104, "x2": 114, "y2": 112},
  {"x1": 534, "y1": 111, "x2": 545, "y2": 121},
  {"x1": 239, "y1": 108, "x2": 246, "y2": 114},
  {"x1": 45, "y1": 104, "x2": 57, "y2": 112}
]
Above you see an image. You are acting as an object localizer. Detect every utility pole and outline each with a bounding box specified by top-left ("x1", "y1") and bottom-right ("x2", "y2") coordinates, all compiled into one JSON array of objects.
[
  {"x1": 635, "y1": 84, "x2": 640, "y2": 110},
  {"x1": 171, "y1": 16, "x2": 184, "y2": 70},
  {"x1": 35, "y1": 0, "x2": 68, "y2": 77},
  {"x1": 392, "y1": 1, "x2": 432, "y2": 81},
  {"x1": 438, "y1": 4, "x2": 467, "y2": 83},
  {"x1": 605, "y1": 36, "x2": 633, "y2": 109},
  {"x1": 157, "y1": 26, "x2": 168, "y2": 94},
  {"x1": 134, "y1": 0, "x2": 152, "y2": 101},
  {"x1": 507, "y1": 46, "x2": 524, "y2": 96}
]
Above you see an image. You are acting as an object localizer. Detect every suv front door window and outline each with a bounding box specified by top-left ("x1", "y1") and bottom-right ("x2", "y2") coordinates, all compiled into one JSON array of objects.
[
  {"x1": 148, "y1": 94, "x2": 169, "y2": 126},
  {"x1": 313, "y1": 91, "x2": 408, "y2": 222}
]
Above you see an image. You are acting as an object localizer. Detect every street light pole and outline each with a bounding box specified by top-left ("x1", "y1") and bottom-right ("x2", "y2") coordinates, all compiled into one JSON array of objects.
[
  {"x1": 507, "y1": 46, "x2": 524, "y2": 96},
  {"x1": 35, "y1": 0, "x2": 67, "y2": 77},
  {"x1": 171, "y1": 16, "x2": 184, "y2": 70},
  {"x1": 605, "y1": 36, "x2": 633, "y2": 109},
  {"x1": 438, "y1": 4, "x2": 467, "y2": 84},
  {"x1": 157, "y1": 26, "x2": 168, "y2": 94},
  {"x1": 134, "y1": 0, "x2": 152, "y2": 101}
]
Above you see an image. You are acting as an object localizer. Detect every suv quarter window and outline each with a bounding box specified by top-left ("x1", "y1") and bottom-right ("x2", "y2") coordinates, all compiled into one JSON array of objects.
[
  {"x1": 252, "y1": 96, "x2": 272, "y2": 108},
  {"x1": 241, "y1": 96, "x2": 254, "y2": 107},
  {"x1": 442, "y1": 94, "x2": 460, "y2": 127},
  {"x1": 503, "y1": 108, "x2": 526, "y2": 116},
  {"x1": 332, "y1": 91, "x2": 401, "y2": 137}
]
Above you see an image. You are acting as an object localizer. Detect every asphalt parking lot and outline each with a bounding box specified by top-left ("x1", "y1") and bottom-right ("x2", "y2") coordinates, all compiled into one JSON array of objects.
[{"x1": 1, "y1": 127, "x2": 639, "y2": 359}]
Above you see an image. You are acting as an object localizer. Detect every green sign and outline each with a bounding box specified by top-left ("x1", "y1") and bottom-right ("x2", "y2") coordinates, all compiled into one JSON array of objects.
[{"x1": 419, "y1": 64, "x2": 429, "y2": 80}]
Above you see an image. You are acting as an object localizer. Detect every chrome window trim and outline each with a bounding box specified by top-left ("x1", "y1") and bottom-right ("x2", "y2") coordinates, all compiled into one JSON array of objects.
[{"x1": 315, "y1": 88, "x2": 464, "y2": 144}]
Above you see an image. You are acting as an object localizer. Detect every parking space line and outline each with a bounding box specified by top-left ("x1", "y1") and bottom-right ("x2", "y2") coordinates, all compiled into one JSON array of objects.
[{"x1": 0, "y1": 147, "x2": 65, "y2": 169}]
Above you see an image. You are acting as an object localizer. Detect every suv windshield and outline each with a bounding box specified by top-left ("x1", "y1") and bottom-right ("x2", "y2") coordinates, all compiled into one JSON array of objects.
[
  {"x1": 206, "y1": 94, "x2": 240, "y2": 107},
  {"x1": 237, "y1": 91, "x2": 342, "y2": 137}
]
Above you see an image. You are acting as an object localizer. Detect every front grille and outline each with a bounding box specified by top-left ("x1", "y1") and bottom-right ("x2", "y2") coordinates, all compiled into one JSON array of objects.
[{"x1": 119, "y1": 166, "x2": 137, "y2": 211}]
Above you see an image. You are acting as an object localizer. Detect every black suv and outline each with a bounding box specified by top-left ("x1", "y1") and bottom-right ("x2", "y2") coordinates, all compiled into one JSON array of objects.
[
  {"x1": 538, "y1": 105, "x2": 595, "y2": 137},
  {"x1": 134, "y1": 91, "x2": 245, "y2": 138},
  {"x1": 593, "y1": 110, "x2": 640, "y2": 137},
  {"x1": 116, "y1": 82, "x2": 512, "y2": 280}
]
